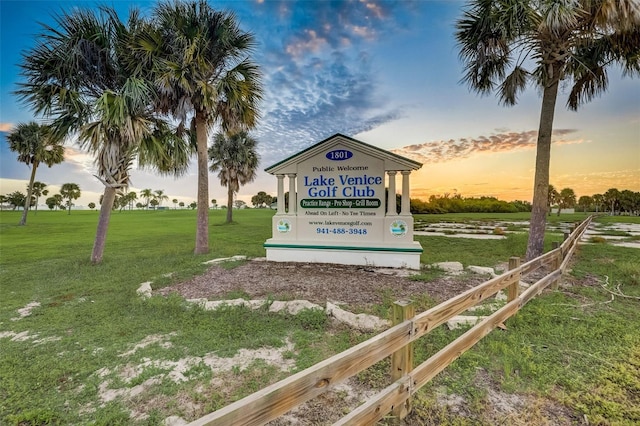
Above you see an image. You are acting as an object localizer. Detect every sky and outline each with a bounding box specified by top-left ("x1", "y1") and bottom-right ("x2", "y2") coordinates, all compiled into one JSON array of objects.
[{"x1": 1, "y1": 0, "x2": 639, "y2": 208}]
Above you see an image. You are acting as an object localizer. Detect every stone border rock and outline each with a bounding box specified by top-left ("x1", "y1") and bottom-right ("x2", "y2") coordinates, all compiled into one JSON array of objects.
[{"x1": 139, "y1": 282, "x2": 391, "y2": 332}]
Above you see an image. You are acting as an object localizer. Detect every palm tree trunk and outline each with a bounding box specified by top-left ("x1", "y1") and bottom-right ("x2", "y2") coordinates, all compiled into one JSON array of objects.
[
  {"x1": 227, "y1": 186, "x2": 234, "y2": 223},
  {"x1": 91, "y1": 186, "x2": 117, "y2": 264},
  {"x1": 19, "y1": 162, "x2": 38, "y2": 226},
  {"x1": 194, "y1": 111, "x2": 209, "y2": 254},
  {"x1": 526, "y1": 73, "x2": 560, "y2": 261}
]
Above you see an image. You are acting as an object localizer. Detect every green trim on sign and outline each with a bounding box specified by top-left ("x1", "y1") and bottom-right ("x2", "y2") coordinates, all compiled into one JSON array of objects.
[{"x1": 263, "y1": 243, "x2": 423, "y2": 253}]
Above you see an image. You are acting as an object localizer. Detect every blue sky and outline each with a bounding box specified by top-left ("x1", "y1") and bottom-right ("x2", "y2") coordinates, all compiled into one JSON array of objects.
[{"x1": 1, "y1": 0, "x2": 639, "y2": 207}]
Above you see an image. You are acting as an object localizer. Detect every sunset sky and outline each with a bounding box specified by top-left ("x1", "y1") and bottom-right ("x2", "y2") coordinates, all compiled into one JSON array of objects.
[{"x1": 1, "y1": 0, "x2": 638, "y2": 208}]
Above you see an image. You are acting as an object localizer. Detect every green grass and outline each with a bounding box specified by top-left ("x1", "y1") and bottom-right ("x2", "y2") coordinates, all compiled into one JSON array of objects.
[
  {"x1": 0, "y1": 209, "x2": 315, "y2": 424},
  {"x1": 401, "y1": 216, "x2": 640, "y2": 425},
  {"x1": 1, "y1": 210, "x2": 638, "y2": 425}
]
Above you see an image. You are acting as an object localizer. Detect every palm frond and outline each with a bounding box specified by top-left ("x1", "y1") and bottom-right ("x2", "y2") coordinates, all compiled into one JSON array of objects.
[{"x1": 499, "y1": 65, "x2": 529, "y2": 105}]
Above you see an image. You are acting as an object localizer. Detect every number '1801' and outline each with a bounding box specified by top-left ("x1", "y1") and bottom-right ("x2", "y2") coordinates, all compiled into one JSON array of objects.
[{"x1": 326, "y1": 149, "x2": 353, "y2": 161}]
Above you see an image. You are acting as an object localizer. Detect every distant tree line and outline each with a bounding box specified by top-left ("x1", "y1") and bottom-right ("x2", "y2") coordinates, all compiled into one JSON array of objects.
[
  {"x1": 1, "y1": 181, "x2": 81, "y2": 214},
  {"x1": 406, "y1": 186, "x2": 640, "y2": 215},
  {"x1": 410, "y1": 193, "x2": 531, "y2": 214},
  {"x1": 573, "y1": 188, "x2": 640, "y2": 216}
]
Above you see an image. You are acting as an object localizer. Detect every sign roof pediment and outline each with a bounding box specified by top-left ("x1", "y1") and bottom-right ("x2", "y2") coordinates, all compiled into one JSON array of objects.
[{"x1": 265, "y1": 133, "x2": 422, "y2": 175}]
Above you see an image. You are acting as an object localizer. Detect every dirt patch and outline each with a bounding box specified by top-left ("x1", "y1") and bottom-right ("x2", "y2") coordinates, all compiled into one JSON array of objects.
[
  {"x1": 153, "y1": 260, "x2": 580, "y2": 425},
  {"x1": 156, "y1": 260, "x2": 488, "y2": 307},
  {"x1": 11, "y1": 301, "x2": 41, "y2": 321}
]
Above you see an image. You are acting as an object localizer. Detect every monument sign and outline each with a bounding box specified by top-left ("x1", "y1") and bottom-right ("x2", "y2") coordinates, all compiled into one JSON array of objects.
[{"x1": 264, "y1": 134, "x2": 423, "y2": 269}]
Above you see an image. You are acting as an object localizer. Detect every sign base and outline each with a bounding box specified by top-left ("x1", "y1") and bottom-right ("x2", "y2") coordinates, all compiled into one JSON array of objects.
[{"x1": 264, "y1": 240, "x2": 423, "y2": 270}]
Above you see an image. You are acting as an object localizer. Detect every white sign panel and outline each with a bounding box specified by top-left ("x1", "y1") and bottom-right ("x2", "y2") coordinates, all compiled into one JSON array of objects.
[{"x1": 296, "y1": 145, "x2": 385, "y2": 242}]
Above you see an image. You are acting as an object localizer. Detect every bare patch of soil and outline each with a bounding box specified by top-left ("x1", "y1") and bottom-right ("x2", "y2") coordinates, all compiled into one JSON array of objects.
[{"x1": 156, "y1": 260, "x2": 488, "y2": 307}]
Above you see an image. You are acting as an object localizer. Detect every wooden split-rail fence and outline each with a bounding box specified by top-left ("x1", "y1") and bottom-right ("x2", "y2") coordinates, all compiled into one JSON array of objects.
[{"x1": 189, "y1": 216, "x2": 593, "y2": 426}]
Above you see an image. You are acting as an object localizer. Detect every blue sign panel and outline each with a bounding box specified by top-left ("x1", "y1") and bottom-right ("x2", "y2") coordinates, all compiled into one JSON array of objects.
[{"x1": 326, "y1": 149, "x2": 353, "y2": 161}]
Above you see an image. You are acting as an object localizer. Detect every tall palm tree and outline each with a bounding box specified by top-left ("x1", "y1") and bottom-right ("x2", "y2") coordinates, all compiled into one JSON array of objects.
[
  {"x1": 17, "y1": 6, "x2": 191, "y2": 264},
  {"x1": 145, "y1": 0, "x2": 263, "y2": 253},
  {"x1": 208, "y1": 131, "x2": 259, "y2": 223},
  {"x1": 60, "y1": 183, "x2": 81, "y2": 215},
  {"x1": 31, "y1": 181, "x2": 49, "y2": 213},
  {"x1": 456, "y1": 0, "x2": 640, "y2": 259},
  {"x1": 154, "y1": 189, "x2": 169, "y2": 207},
  {"x1": 6, "y1": 122, "x2": 65, "y2": 225}
]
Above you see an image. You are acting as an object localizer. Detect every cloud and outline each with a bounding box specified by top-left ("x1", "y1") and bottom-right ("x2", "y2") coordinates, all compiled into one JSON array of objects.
[
  {"x1": 63, "y1": 146, "x2": 95, "y2": 175},
  {"x1": 391, "y1": 129, "x2": 584, "y2": 164},
  {"x1": 254, "y1": 0, "x2": 404, "y2": 59},
  {"x1": 244, "y1": 1, "x2": 414, "y2": 167},
  {"x1": 0, "y1": 123, "x2": 14, "y2": 132},
  {"x1": 253, "y1": 49, "x2": 404, "y2": 167},
  {"x1": 285, "y1": 29, "x2": 328, "y2": 58}
]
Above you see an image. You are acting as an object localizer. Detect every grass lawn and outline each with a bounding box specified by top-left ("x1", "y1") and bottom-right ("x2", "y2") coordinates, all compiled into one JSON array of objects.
[{"x1": 1, "y1": 209, "x2": 638, "y2": 425}]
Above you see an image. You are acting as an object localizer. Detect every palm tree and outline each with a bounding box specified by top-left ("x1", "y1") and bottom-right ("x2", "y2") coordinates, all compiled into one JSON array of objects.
[
  {"x1": 17, "y1": 6, "x2": 191, "y2": 264},
  {"x1": 45, "y1": 196, "x2": 57, "y2": 210},
  {"x1": 52, "y1": 194, "x2": 63, "y2": 210},
  {"x1": 6, "y1": 191, "x2": 27, "y2": 210},
  {"x1": 604, "y1": 188, "x2": 620, "y2": 215},
  {"x1": 154, "y1": 189, "x2": 169, "y2": 207},
  {"x1": 209, "y1": 131, "x2": 259, "y2": 223},
  {"x1": 456, "y1": 1, "x2": 640, "y2": 260},
  {"x1": 140, "y1": 189, "x2": 154, "y2": 208},
  {"x1": 556, "y1": 188, "x2": 577, "y2": 216},
  {"x1": 60, "y1": 183, "x2": 81, "y2": 215},
  {"x1": 578, "y1": 195, "x2": 592, "y2": 213},
  {"x1": 6, "y1": 122, "x2": 65, "y2": 225},
  {"x1": 547, "y1": 185, "x2": 559, "y2": 216},
  {"x1": 592, "y1": 193, "x2": 605, "y2": 213},
  {"x1": 172, "y1": 198, "x2": 178, "y2": 209},
  {"x1": 618, "y1": 190, "x2": 638, "y2": 215},
  {"x1": 146, "y1": 0, "x2": 263, "y2": 253},
  {"x1": 31, "y1": 181, "x2": 49, "y2": 213},
  {"x1": 125, "y1": 191, "x2": 137, "y2": 211}
]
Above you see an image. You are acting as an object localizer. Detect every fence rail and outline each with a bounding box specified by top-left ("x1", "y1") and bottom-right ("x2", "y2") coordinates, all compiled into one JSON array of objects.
[{"x1": 189, "y1": 216, "x2": 593, "y2": 426}]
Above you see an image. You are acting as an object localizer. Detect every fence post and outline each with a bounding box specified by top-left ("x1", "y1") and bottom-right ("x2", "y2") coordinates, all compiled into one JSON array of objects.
[
  {"x1": 551, "y1": 241, "x2": 561, "y2": 290},
  {"x1": 391, "y1": 300, "x2": 415, "y2": 420},
  {"x1": 507, "y1": 257, "x2": 521, "y2": 302}
]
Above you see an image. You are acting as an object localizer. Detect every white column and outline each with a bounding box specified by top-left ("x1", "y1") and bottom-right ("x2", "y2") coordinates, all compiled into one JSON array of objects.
[
  {"x1": 387, "y1": 171, "x2": 397, "y2": 216},
  {"x1": 288, "y1": 174, "x2": 297, "y2": 215},
  {"x1": 401, "y1": 171, "x2": 411, "y2": 215},
  {"x1": 276, "y1": 174, "x2": 285, "y2": 215}
]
